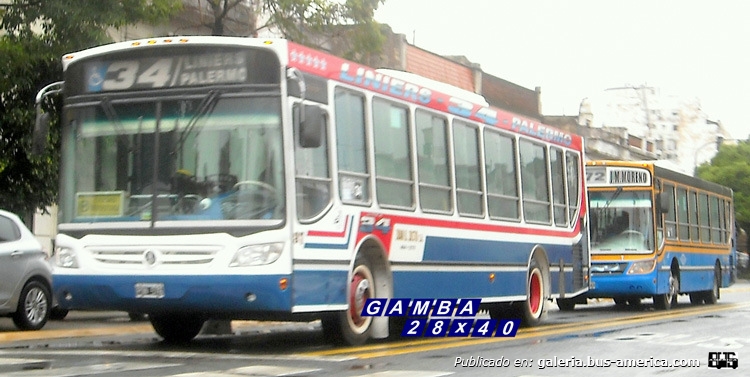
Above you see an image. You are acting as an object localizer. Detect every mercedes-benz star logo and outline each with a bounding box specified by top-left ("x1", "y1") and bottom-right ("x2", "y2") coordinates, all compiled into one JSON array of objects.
[{"x1": 143, "y1": 249, "x2": 158, "y2": 266}]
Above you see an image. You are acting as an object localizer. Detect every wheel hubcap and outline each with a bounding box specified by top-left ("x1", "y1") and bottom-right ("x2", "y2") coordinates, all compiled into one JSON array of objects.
[
  {"x1": 528, "y1": 269, "x2": 543, "y2": 316},
  {"x1": 348, "y1": 265, "x2": 373, "y2": 331},
  {"x1": 24, "y1": 287, "x2": 47, "y2": 326}
]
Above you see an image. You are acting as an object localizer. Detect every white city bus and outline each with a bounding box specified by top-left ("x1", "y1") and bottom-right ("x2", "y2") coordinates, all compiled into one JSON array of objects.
[{"x1": 34, "y1": 36, "x2": 589, "y2": 344}]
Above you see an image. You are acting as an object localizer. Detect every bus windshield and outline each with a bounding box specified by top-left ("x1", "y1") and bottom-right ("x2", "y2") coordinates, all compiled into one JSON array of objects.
[
  {"x1": 62, "y1": 94, "x2": 284, "y2": 223},
  {"x1": 589, "y1": 190, "x2": 654, "y2": 254}
]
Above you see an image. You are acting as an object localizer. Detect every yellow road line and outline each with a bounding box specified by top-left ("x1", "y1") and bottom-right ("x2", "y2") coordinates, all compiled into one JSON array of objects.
[
  {"x1": 0, "y1": 324, "x2": 154, "y2": 343},
  {"x1": 303, "y1": 302, "x2": 750, "y2": 359}
]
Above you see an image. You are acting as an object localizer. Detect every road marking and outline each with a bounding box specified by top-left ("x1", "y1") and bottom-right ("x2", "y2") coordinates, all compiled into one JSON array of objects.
[
  {"x1": 350, "y1": 371, "x2": 453, "y2": 377},
  {"x1": 0, "y1": 324, "x2": 154, "y2": 343},
  {"x1": 2, "y1": 362, "x2": 181, "y2": 377},
  {"x1": 301, "y1": 301, "x2": 750, "y2": 359},
  {"x1": 173, "y1": 365, "x2": 321, "y2": 376},
  {"x1": 0, "y1": 349, "x2": 353, "y2": 363}
]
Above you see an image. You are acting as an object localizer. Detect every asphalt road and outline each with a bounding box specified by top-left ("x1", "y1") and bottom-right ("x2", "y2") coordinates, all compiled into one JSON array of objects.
[{"x1": 0, "y1": 279, "x2": 748, "y2": 376}]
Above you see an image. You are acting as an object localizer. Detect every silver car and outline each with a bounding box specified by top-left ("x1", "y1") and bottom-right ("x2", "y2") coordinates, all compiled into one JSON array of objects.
[{"x1": 0, "y1": 209, "x2": 52, "y2": 330}]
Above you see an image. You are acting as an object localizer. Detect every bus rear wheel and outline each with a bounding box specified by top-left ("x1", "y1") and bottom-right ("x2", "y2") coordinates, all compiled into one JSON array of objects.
[
  {"x1": 701, "y1": 265, "x2": 721, "y2": 305},
  {"x1": 322, "y1": 255, "x2": 375, "y2": 345},
  {"x1": 512, "y1": 259, "x2": 546, "y2": 326}
]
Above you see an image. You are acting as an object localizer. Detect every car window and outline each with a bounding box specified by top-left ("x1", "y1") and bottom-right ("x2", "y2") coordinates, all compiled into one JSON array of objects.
[{"x1": 0, "y1": 215, "x2": 22, "y2": 243}]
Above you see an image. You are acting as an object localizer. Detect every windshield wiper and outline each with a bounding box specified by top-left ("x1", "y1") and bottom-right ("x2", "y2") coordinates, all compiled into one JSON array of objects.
[
  {"x1": 603, "y1": 186, "x2": 623, "y2": 210},
  {"x1": 172, "y1": 90, "x2": 221, "y2": 155},
  {"x1": 100, "y1": 97, "x2": 130, "y2": 142}
]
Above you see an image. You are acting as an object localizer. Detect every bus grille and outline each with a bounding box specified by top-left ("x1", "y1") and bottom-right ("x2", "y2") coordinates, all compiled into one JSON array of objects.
[{"x1": 87, "y1": 246, "x2": 220, "y2": 266}]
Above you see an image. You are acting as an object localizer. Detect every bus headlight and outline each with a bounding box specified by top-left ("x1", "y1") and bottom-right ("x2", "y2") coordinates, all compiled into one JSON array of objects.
[
  {"x1": 627, "y1": 260, "x2": 656, "y2": 274},
  {"x1": 230, "y1": 243, "x2": 284, "y2": 267},
  {"x1": 55, "y1": 247, "x2": 79, "y2": 268}
]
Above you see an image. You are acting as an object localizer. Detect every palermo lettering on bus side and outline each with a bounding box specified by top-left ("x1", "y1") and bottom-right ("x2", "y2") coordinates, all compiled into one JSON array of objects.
[{"x1": 511, "y1": 117, "x2": 573, "y2": 146}]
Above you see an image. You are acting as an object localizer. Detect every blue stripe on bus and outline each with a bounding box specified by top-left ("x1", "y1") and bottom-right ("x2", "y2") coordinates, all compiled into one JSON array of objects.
[
  {"x1": 53, "y1": 274, "x2": 292, "y2": 313},
  {"x1": 393, "y1": 270, "x2": 528, "y2": 299},
  {"x1": 423, "y1": 236, "x2": 574, "y2": 265},
  {"x1": 292, "y1": 270, "x2": 348, "y2": 306}
]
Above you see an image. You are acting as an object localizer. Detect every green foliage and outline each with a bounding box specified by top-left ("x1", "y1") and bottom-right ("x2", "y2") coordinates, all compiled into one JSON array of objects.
[
  {"x1": 261, "y1": 0, "x2": 386, "y2": 60},
  {"x1": 696, "y1": 140, "x2": 750, "y2": 233},
  {"x1": 0, "y1": 0, "x2": 181, "y2": 216},
  {"x1": 0, "y1": 0, "x2": 383, "y2": 217}
]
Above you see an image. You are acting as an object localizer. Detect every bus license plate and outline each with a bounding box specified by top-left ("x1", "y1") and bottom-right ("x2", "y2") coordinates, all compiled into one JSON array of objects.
[{"x1": 135, "y1": 283, "x2": 165, "y2": 299}]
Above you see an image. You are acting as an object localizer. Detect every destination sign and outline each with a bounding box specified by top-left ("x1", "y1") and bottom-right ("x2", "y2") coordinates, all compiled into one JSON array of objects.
[
  {"x1": 586, "y1": 167, "x2": 651, "y2": 187},
  {"x1": 71, "y1": 46, "x2": 279, "y2": 94}
]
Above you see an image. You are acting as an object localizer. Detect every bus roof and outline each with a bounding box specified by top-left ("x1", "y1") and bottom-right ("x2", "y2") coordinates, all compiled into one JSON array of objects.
[{"x1": 60, "y1": 36, "x2": 582, "y2": 150}]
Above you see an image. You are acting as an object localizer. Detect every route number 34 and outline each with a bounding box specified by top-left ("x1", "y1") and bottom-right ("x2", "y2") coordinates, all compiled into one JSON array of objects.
[{"x1": 102, "y1": 60, "x2": 173, "y2": 90}]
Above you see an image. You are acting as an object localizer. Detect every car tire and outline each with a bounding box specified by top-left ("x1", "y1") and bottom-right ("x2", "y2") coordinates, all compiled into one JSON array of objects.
[{"x1": 12, "y1": 280, "x2": 51, "y2": 330}]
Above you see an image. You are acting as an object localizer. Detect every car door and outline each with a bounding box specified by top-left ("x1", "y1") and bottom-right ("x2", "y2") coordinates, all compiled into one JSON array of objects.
[{"x1": 0, "y1": 213, "x2": 30, "y2": 310}]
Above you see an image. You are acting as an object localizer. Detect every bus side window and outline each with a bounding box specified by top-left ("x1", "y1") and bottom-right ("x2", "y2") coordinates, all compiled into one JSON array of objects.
[{"x1": 661, "y1": 183, "x2": 677, "y2": 239}]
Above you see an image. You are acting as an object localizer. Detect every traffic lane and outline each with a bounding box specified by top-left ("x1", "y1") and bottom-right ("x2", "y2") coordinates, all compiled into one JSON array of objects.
[
  {"x1": 1, "y1": 300, "x2": 747, "y2": 377},
  {"x1": 0, "y1": 280, "x2": 747, "y2": 352},
  {"x1": 0, "y1": 282, "x2": 746, "y2": 377}
]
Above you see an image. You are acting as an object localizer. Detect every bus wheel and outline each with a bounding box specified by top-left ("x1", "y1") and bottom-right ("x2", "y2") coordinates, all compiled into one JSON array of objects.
[
  {"x1": 689, "y1": 293, "x2": 704, "y2": 305},
  {"x1": 653, "y1": 269, "x2": 678, "y2": 310},
  {"x1": 513, "y1": 259, "x2": 546, "y2": 326},
  {"x1": 150, "y1": 314, "x2": 204, "y2": 343},
  {"x1": 556, "y1": 298, "x2": 576, "y2": 311},
  {"x1": 322, "y1": 255, "x2": 375, "y2": 345},
  {"x1": 613, "y1": 297, "x2": 629, "y2": 308},
  {"x1": 702, "y1": 266, "x2": 721, "y2": 305}
]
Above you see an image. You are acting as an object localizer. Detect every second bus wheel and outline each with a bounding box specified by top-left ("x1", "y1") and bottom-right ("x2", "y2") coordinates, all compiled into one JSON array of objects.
[
  {"x1": 512, "y1": 257, "x2": 548, "y2": 326},
  {"x1": 322, "y1": 255, "x2": 375, "y2": 345}
]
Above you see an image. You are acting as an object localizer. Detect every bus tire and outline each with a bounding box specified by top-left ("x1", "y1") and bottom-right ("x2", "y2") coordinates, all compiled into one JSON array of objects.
[
  {"x1": 513, "y1": 258, "x2": 546, "y2": 326},
  {"x1": 556, "y1": 298, "x2": 576, "y2": 311},
  {"x1": 322, "y1": 255, "x2": 375, "y2": 345},
  {"x1": 653, "y1": 268, "x2": 678, "y2": 310},
  {"x1": 689, "y1": 293, "x2": 704, "y2": 305},
  {"x1": 150, "y1": 314, "x2": 204, "y2": 343},
  {"x1": 613, "y1": 297, "x2": 629, "y2": 307},
  {"x1": 702, "y1": 265, "x2": 721, "y2": 305}
]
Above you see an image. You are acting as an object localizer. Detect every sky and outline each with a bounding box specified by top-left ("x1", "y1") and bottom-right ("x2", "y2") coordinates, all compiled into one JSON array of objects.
[{"x1": 374, "y1": 0, "x2": 750, "y2": 139}]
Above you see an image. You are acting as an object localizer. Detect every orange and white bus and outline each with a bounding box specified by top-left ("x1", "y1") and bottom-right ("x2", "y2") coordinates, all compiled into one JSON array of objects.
[
  {"x1": 34, "y1": 36, "x2": 589, "y2": 344},
  {"x1": 579, "y1": 161, "x2": 734, "y2": 310}
]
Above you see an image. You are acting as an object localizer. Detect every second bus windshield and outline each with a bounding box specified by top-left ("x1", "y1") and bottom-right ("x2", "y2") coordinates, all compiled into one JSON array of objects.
[{"x1": 589, "y1": 190, "x2": 655, "y2": 254}]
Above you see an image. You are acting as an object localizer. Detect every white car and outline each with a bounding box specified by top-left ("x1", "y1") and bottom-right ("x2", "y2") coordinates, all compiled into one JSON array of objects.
[{"x1": 0, "y1": 209, "x2": 52, "y2": 330}]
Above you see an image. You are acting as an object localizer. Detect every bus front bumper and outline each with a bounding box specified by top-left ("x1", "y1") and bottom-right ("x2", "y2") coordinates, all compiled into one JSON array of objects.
[
  {"x1": 586, "y1": 272, "x2": 658, "y2": 298},
  {"x1": 53, "y1": 273, "x2": 293, "y2": 314}
]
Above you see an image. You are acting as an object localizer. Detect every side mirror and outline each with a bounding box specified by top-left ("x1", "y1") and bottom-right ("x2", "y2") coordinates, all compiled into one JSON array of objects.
[
  {"x1": 31, "y1": 81, "x2": 63, "y2": 157},
  {"x1": 32, "y1": 112, "x2": 50, "y2": 156},
  {"x1": 297, "y1": 104, "x2": 324, "y2": 148}
]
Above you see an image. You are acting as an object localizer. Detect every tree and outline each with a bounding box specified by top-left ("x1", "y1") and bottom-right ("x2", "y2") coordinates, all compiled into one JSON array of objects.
[
  {"x1": 0, "y1": 0, "x2": 385, "y2": 218},
  {"x1": 696, "y1": 140, "x2": 750, "y2": 239},
  {"x1": 0, "y1": 0, "x2": 182, "y2": 217},
  {"x1": 183, "y1": 0, "x2": 385, "y2": 61}
]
